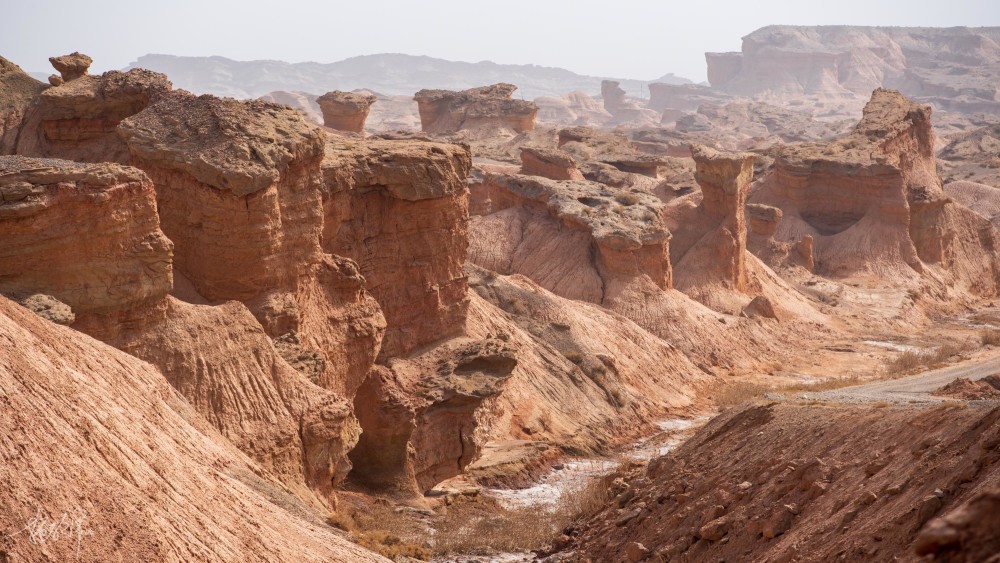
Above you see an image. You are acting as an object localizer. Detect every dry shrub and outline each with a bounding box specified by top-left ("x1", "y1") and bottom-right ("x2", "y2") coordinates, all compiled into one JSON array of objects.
[
  {"x1": 432, "y1": 503, "x2": 561, "y2": 555},
  {"x1": 432, "y1": 473, "x2": 612, "y2": 556},
  {"x1": 882, "y1": 341, "x2": 973, "y2": 377},
  {"x1": 326, "y1": 512, "x2": 357, "y2": 532},
  {"x1": 354, "y1": 530, "x2": 430, "y2": 561},
  {"x1": 332, "y1": 502, "x2": 430, "y2": 561},
  {"x1": 981, "y1": 329, "x2": 1000, "y2": 347},
  {"x1": 778, "y1": 375, "x2": 867, "y2": 394},
  {"x1": 714, "y1": 381, "x2": 769, "y2": 408},
  {"x1": 615, "y1": 193, "x2": 641, "y2": 206}
]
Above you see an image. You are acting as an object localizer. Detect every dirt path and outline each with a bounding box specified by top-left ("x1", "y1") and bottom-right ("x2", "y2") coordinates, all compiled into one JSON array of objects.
[{"x1": 783, "y1": 351, "x2": 1000, "y2": 404}]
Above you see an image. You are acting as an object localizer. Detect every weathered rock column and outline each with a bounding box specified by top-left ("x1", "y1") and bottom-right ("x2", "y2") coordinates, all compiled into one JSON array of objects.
[{"x1": 692, "y1": 144, "x2": 755, "y2": 291}]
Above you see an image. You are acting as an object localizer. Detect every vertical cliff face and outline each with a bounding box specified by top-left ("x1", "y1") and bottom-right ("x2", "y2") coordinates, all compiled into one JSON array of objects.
[
  {"x1": 322, "y1": 138, "x2": 472, "y2": 359},
  {"x1": 413, "y1": 83, "x2": 538, "y2": 133},
  {"x1": 119, "y1": 92, "x2": 385, "y2": 397},
  {"x1": 0, "y1": 153, "x2": 368, "y2": 508},
  {"x1": 0, "y1": 156, "x2": 172, "y2": 328},
  {"x1": 15, "y1": 62, "x2": 171, "y2": 164},
  {"x1": 316, "y1": 91, "x2": 376, "y2": 133}
]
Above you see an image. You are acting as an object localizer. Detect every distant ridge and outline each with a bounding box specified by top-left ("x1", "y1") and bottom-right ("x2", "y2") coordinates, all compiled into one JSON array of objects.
[{"x1": 125, "y1": 53, "x2": 691, "y2": 99}]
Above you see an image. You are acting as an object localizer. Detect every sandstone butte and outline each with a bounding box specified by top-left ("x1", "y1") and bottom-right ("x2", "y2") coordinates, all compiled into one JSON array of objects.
[{"x1": 1, "y1": 44, "x2": 1000, "y2": 563}]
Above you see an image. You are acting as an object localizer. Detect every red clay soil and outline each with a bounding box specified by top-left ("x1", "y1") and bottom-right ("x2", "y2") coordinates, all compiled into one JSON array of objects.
[
  {"x1": 553, "y1": 402, "x2": 1000, "y2": 562},
  {"x1": 935, "y1": 375, "x2": 1000, "y2": 400}
]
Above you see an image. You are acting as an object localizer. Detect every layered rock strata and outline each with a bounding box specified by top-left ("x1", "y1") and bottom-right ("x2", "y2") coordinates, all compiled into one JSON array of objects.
[
  {"x1": 0, "y1": 155, "x2": 172, "y2": 328},
  {"x1": 119, "y1": 92, "x2": 385, "y2": 397},
  {"x1": 414, "y1": 83, "x2": 538, "y2": 133},
  {"x1": 322, "y1": 138, "x2": 471, "y2": 360},
  {"x1": 471, "y1": 172, "x2": 671, "y2": 301},
  {"x1": 751, "y1": 88, "x2": 1000, "y2": 296},
  {"x1": 519, "y1": 146, "x2": 584, "y2": 180},
  {"x1": 15, "y1": 59, "x2": 171, "y2": 163}
]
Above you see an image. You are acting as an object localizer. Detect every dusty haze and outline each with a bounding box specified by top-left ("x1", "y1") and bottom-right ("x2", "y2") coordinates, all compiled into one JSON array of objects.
[{"x1": 2, "y1": 0, "x2": 998, "y2": 82}]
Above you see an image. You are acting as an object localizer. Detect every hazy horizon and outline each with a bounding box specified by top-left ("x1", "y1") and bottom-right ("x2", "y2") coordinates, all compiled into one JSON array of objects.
[{"x1": 4, "y1": 0, "x2": 1000, "y2": 83}]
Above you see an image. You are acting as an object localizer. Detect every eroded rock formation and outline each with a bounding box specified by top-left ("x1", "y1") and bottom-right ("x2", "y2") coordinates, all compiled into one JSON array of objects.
[
  {"x1": 414, "y1": 83, "x2": 538, "y2": 133},
  {"x1": 519, "y1": 146, "x2": 584, "y2": 180},
  {"x1": 751, "y1": 88, "x2": 1000, "y2": 298},
  {"x1": 0, "y1": 295, "x2": 388, "y2": 562},
  {"x1": 15, "y1": 64, "x2": 171, "y2": 163},
  {"x1": 471, "y1": 172, "x2": 671, "y2": 300},
  {"x1": 689, "y1": 145, "x2": 754, "y2": 290},
  {"x1": 119, "y1": 93, "x2": 385, "y2": 399},
  {"x1": 0, "y1": 155, "x2": 172, "y2": 328},
  {"x1": 49, "y1": 51, "x2": 92, "y2": 83},
  {"x1": 601, "y1": 80, "x2": 658, "y2": 126},
  {"x1": 317, "y1": 90, "x2": 376, "y2": 133},
  {"x1": 322, "y1": 138, "x2": 471, "y2": 359}
]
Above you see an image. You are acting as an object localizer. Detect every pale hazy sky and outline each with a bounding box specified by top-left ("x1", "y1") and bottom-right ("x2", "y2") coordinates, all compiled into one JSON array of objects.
[{"x1": 3, "y1": 0, "x2": 999, "y2": 82}]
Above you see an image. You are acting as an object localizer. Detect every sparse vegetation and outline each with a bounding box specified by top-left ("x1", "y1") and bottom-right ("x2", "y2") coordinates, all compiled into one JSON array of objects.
[
  {"x1": 615, "y1": 193, "x2": 641, "y2": 206},
  {"x1": 714, "y1": 381, "x2": 770, "y2": 407},
  {"x1": 328, "y1": 503, "x2": 431, "y2": 561},
  {"x1": 777, "y1": 374, "x2": 867, "y2": 393},
  {"x1": 882, "y1": 341, "x2": 973, "y2": 377},
  {"x1": 980, "y1": 329, "x2": 1000, "y2": 347},
  {"x1": 354, "y1": 530, "x2": 431, "y2": 561},
  {"x1": 433, "y1": 472, "x2": 612, "y2": 555}
]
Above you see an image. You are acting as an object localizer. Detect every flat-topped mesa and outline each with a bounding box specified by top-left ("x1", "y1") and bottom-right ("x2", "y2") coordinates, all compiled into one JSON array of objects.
[
  {"x1": 485, "y1": 173, "x2": 671, "y2": 290},
  {"x1": 48, "y1": 52, "x2": 92, "y2": 84},
  {"x1": 705, "y1": 26, "x2": 1000, "y2": 114},
  {"x1": 692, "y1": 144, "x2": 755, "y2": 292},
  {"x1": 0, "y1": 155, "x2": 172, "y2": 329},
  {"x1": 15, "y1": 66, "x2": 171, "y2": 163},
  {"x1": 413, "y1": 83, "x2": 538, "y2": 134},
  {"x1": 0, "y1": 57, "x2": 46, "y2": 153},
  {"x1": 322, "y1": 138, "x2": 472, "y2": 359},
  {"x1": 120, "y1": 92, "x2": 384, "y2": 396},
  {"x1": 519, "y1": 146, "x2": 583, "y2": 180},
  {"x1": 316, "y1": 91, "x2": 376, "y2": 133}
]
